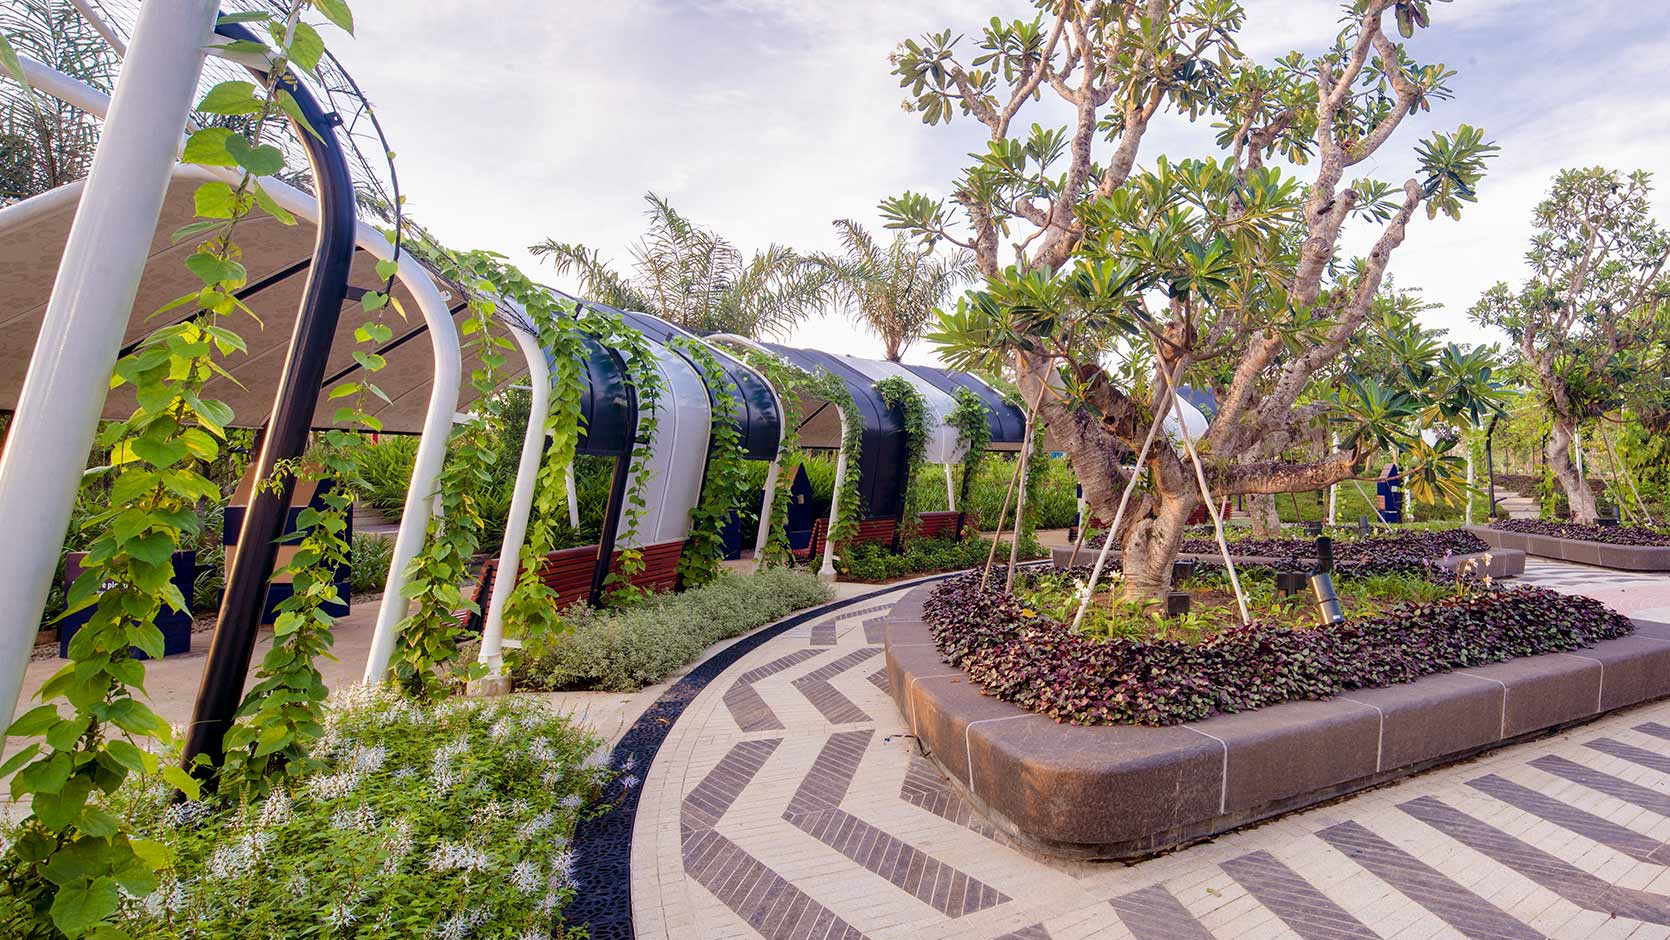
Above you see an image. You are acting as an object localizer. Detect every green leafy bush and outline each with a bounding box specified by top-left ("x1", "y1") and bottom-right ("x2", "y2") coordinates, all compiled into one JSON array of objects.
[
  {"x1": 510, "y1": 568, "x2": 832, "y2": 691},
  {"x1": 838, "y1": 532, "x2": 1045, "y2": 581},
  {"x1": 95, "y1": 686, "x2": 607, "y2": 939},
  {"x1": 907, "y1": 455, "x2": 1078, "y2": 529},
  {"x1": 350, "y1": 533, "x2": 395, "y2": 594},
  {"x1": 346, "y1": 435, "x2": 420, "y2": 519}
]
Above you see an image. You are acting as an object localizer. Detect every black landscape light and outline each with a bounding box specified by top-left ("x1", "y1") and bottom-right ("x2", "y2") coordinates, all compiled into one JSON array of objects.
[
  {"x1": 1166, "y1": 592, "x2": 1191, "y2": 617},
  {"x1": 1172, "y1": 559, "x2": 1197, "y2": 584}
]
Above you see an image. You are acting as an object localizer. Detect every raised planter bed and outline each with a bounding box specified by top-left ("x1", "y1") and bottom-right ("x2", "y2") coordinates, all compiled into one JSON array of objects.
[
  {"x1": 882, "y1": 582, "x2": 1670, "y2": 859},
  {"x1": 1468, "y1": 524, "x2": 1670, "y2": 571},
  {"x1": 1048, "y1": 545, "x2": 1525, "y2": 578}
]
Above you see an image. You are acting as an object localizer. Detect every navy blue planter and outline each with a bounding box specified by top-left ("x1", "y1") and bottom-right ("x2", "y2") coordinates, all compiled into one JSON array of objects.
[{"x1": 59, "y1": 550, "x2": 195, "y2": 659}]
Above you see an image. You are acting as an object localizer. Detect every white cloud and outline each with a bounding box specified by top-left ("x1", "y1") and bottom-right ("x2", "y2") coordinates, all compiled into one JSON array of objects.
[{"x1": 327, "y1": 0, "x2": 1670, "y2": 364}]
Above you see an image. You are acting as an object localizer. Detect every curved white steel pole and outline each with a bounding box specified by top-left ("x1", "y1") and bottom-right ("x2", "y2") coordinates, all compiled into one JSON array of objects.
[
  {"x1": 475, "y1": 325, "x2": 551, "y2": 682},
  {"x1": 704, "y1": 334, "x2": 789, "y2": 573},
  {"x1": 820, "y1": 417, "x2": 849, "y2": 583},
  {"x1": 944, "y1": 463, "x2": 957, "y2": 511},
  {"x1": 564, "y1": 462, "x2": 581, "y2": 528},
  {"x1": 0, "y1": 0, "x2": 217, "y2": 733}
]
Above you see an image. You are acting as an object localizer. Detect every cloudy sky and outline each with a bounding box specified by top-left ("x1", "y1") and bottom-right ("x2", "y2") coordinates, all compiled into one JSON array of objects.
[{"x1": 331, "y1": 0, "x2": 1670, "y2": 364}]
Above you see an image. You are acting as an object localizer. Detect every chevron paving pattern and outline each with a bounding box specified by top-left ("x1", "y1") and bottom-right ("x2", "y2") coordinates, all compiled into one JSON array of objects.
[{"x1": 634, "y1": 564, "x2": 1670, "y2": 940}]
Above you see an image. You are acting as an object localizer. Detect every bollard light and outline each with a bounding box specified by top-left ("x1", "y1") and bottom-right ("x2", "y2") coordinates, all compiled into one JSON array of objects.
[
  {"x1": 1166, "y1": 592, "x2": 1191, "y2": 617},
  {"x1": 1310, "y1": 572, "x2": 1345, "y2": 624}
]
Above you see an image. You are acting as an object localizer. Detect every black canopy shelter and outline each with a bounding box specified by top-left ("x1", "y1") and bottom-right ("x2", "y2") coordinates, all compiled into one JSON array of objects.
[
  {"x1": 903, "y1": 364, "x2": 1027, "y2": 450},
  {"x1": 617, "y1": 311, "x2": 782, "y2": 461},
  {"x1": 765, "y1": 344, "x2": 909, "y2": 525}
]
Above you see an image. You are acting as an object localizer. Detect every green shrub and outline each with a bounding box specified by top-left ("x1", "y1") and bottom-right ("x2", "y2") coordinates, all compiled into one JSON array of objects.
[
  {"x1": 351, "y1": 532, "x2": 395, "y2": 594},
  {"x1": 511, "y1": 567, "x2": 832, "y2": 692},
  {"x1": 347, "y1": 435, "x2": 420, "y2": 519},
  {"x1": 30, "y1": 687, "x2": 608, "y2": 939},
  {"x1": 838, "y1": 532, "x2": 1046, "y2": 581},
  {"x1": 907, "y1": 455, "x2": 1078, "y2": 530}
]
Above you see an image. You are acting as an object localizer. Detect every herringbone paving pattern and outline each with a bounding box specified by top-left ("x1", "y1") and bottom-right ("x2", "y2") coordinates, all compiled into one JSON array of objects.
[{"x1": 634, "y1": 562, "x2": 1670, "y2": 939}]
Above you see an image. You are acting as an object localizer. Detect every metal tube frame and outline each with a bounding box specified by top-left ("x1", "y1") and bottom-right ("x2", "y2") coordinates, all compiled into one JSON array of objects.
[
  {"x1": 0, "y1": 0, "x2": 219, "y2": 735},
  {"x1": 475, "y1": 323, "x2": 551, "y2": 681}
]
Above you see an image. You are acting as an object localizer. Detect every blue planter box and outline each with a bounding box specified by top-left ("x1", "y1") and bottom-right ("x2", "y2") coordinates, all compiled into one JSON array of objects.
[{"x1": 59, "y1": 550, "x2": 194, "y2": 659}]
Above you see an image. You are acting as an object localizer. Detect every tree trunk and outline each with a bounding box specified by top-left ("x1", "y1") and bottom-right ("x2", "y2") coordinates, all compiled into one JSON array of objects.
[
  {"x1": 1549, "y1": 418, "x2": 1598, "y2": 523},
  {"x1": 1118, "y1": 493, "x2": 1197, "y2": 601},
  {"x1": 1246, "y1": 493, "x2": 1282, "y2": 537}
]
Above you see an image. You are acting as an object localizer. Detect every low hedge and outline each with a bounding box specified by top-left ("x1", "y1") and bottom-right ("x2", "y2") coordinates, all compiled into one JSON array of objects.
[
  {"x1": 509, "y1": 567, "x2": 832, "y2": 692},
  {"x1": 838, "y1": 533, "x2": 1044, "y2": 582},
  {"x1": 1491, "y1": 518, "x2": 1670, "y2": 547},
  {"x1": 1086, "y1": 527, "x2": 1488, "y2": 575},
  {"x1": 924, "y1": 571, "x2": 1633, "y2": 726}
]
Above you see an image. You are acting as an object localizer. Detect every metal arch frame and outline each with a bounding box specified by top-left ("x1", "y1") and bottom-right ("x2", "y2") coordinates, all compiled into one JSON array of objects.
[
  {"x1": 0, "y1": 44, "x2": 465, "y2": 713},
  {"x1": 473, "y1": 315, "x2": 551, "y2": 681},
  {"x1": 707, "y1": 335, "x2": 846, "y2": 581}
]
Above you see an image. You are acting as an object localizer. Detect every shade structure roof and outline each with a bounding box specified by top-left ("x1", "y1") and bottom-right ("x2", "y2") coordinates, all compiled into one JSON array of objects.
[
  {"x1": 836, "y1": 356, "x2": 963, "y2": 465},
  {"x1": 903, "y1": 364, "x2": 1026, "y2": 451},
  {"x1": 1, "y1": 168, "x2": 486, "y2": 434},
  {"x1": 616, "y1": 311, "x2": 781, "y2": 462},
  {"x1": 764, "y1": 344, "x2": 909, "y2": 524},
  {"x1": 565, "y1": 301, "x2": 711, "y2": 549}
]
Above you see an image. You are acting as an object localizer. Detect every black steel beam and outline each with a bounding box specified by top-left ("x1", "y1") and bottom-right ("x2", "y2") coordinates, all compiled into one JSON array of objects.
[{"x1": 181, "y1": 39, "x2": 357, "y2": 774}]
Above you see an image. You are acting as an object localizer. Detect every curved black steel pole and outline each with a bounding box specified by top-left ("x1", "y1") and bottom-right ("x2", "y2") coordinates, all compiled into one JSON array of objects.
[
  {"x1": 589, "y1": 379, "x2": 640, "y2": 608},
  {"x1": 181, "y1": 40, "x2": 357, "y2": 773},
  {"x1": 1486, "y1": 412, "x2": 1500, "y2": 519}
]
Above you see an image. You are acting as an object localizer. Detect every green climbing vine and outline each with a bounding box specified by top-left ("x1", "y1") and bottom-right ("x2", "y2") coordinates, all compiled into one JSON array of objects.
[
  {"x1": 813, "y1": 371, "x2": 866, "y2": 546},
  {"x1": 386, "y1": 247, "x2": 515, "y2": 699},
  {"x1": 948, "y1": 386, "x2": 991, "y2": 515},
  {"x1": 670, "y1": 337, "x2": 749, "y2": 589},
  {"x1": 219, "y1": 270, "x2": 398, "y2": 792},
  {"x1": 0, "y1": 3, "x2": 357, "y2": 935},
  {"x1": 722, "y1": 347, "x2": 804, "y2": 566},
  {"x1": 874, "y1": 376, "x2": 928, "y2": 541}
]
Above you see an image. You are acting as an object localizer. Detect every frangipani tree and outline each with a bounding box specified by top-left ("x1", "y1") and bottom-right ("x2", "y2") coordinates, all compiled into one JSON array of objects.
[
  {"x1": 532, "y1": 192, "x2": 828, "y2": 338},
  {"x1": 897, "y1": 0, "x2": 1497, "y2": 600},
  {"x1": 1470, "y1": 168, "x2": 1670, "y2": 523}
]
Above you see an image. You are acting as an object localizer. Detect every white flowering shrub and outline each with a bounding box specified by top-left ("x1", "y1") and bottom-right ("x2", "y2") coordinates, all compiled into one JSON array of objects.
[
  {"x1": 508, "y1": 567, "x2": 833, "y2": 691},
  {"x1": 103, "y1": 686, "x2": 606, "y2": 938}
]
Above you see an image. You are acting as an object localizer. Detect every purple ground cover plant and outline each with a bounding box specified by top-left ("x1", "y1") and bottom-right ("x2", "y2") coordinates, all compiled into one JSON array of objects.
[
  {"x1": 1084, "y1": 528, "x2": 1487, "y2": 575},
  {"x1": 924, "y1": 570, "x2": 1633, "y2": 726},
  {"x1": 1491, "y1": 518, "x2": 1670, "y2": 547}
]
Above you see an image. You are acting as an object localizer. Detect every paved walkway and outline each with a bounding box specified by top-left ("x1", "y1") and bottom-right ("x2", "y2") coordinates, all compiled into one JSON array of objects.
[{"x1": 630, "y1": 561, "x2": 1670, "y2": 940}]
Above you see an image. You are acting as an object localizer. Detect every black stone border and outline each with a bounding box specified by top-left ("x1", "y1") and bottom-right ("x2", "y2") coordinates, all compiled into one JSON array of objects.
[
  {"x1": 1469, "y1": 524, "x2": 1670, "y2": 571},
  {"x1": 885, "y1": 581, "x2": 1670, "y2": 860},
  {"x1": 567, "y1": 573, "x2": 957, "y2": 940}
]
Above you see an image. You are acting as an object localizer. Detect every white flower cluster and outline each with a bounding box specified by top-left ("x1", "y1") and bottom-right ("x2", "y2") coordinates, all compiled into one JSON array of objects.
[
  {"x1": 380, "y1": 817, "x2": 415, "y2": 874},
  {"x1": 558, "y1": 794, "x2": 582, "y2": 812},
  {"x1": 527, "y1": 737, "x2": 556, "y2": 764},
  {"x1": 162, "y1": 799, "x2": 215, "y2": 830},
  {"x1": 432, "y1": 906, "x2": 489, "y2": 940},
  {"x1": 306, "y1": 770, "x2": 365, "y2": 802},
  {"x1": 351, "y1": 742, "x2": 388, "y2": 773},
  {"x1": 549, "y1": 848, "x2": 576, "y2": 885},
  {"x1": 516, "y1": 810, "x2": 555, "y2": 841},
  {"x1": 257, "y1": 790, "x2": 293, "y2": 828},
  {"x1": 510, "y1": 860, "x2": 543, "y2": 894},
  {"x1": 427, "y1": 841, "x2": 493, "y2": 873},
  {"x1": 429, "y1": 737, "x2": 470, "y2": 792},
  {"x1": 207, "y1": 832, "x2": 266, "y2": 879},
  {"x1": 142, "y1": 877, "x2": 191, "y2": 917},
  {"x1": 330, "y1": 804, "x2": 378, "y2": 833}
]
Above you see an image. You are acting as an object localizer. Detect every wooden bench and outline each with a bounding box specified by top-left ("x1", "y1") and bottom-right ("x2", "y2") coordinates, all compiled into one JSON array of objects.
[
  {"x1": 794, "y1": 517, "x2": 898, "y2": 561},
  {"x1": 914, "y1": 511, "x2": 963, "y2": 541},
  {"x1": 459, "y1": 545, "x2": 599, "y2": 631}
]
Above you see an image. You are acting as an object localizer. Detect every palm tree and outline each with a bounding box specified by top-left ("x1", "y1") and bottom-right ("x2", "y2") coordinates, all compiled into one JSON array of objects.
[
  {"x1": 530, "y1": 193, "x2": 828, "y2": 338},
  {"x1": 812, "y1": 220, "x2": 973, "y2": 362},
  {"x1": 1, "y1": 1, "x2": 119, "y2": 204}
]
